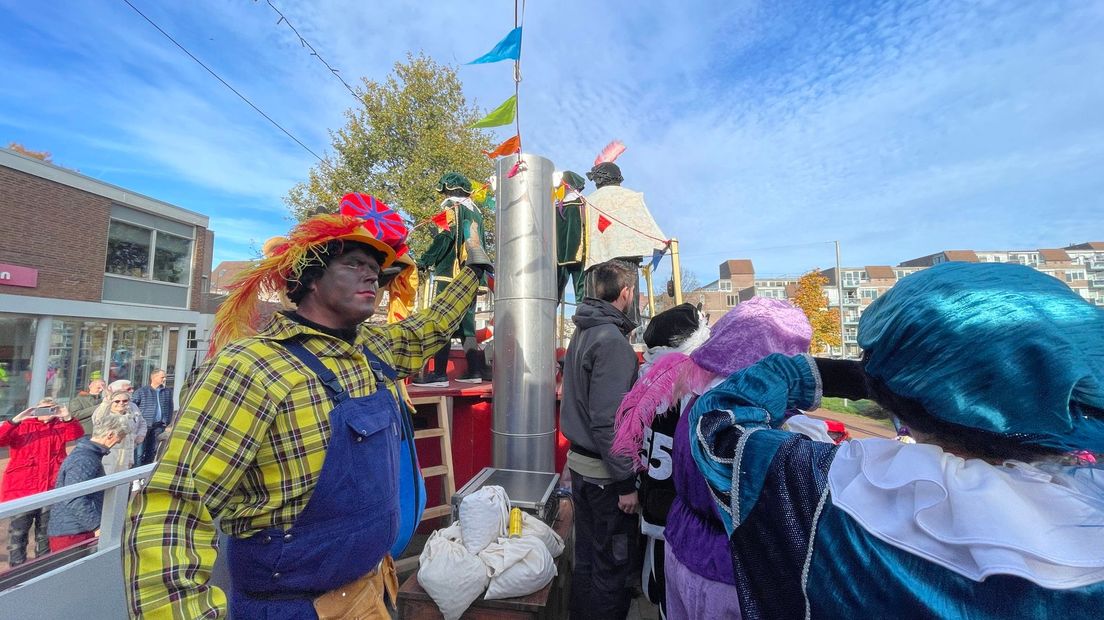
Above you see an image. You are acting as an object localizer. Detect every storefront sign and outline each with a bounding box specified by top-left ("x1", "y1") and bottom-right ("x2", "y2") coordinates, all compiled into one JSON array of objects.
[{"x1": 0, "y1": 262, "x2": 38, "y2": 288}]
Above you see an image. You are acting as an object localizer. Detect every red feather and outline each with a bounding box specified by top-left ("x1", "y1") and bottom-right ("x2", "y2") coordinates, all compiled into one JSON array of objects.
[
  {"x1": 593, "y1": 140, "x2": 626, "y2": 166},
  {"x1": 208, "y1": 214, "x2": 373, "y2": 355}
]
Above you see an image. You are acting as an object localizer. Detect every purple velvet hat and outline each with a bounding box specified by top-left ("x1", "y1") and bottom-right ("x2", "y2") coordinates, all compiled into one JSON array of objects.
[{"x1": 690, "y1": 297, "x2": 813, "y2": 375}]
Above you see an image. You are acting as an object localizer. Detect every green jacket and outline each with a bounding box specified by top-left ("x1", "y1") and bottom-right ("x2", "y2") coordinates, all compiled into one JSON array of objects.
[
  {"x1": 557, "y1": 198, "x2": 585, "y2": 265},
  {"x1": 419, "y1": 199, "x2": 487, "y2": 279},
  {"x1": 68, "y1": 392, "x2": 101, "y2": 435}
]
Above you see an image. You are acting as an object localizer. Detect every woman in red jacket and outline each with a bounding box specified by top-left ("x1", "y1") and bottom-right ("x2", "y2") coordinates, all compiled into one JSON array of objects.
[{"x1": 1, "y1": 397, "x2": 84, "y2": 566}]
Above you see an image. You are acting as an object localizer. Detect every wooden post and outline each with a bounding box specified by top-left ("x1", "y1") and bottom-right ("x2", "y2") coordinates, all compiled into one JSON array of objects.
[
  {"x1": 642, "y1": 265, "x2": 656, "y2": 317},
  {"x1": 670, "y1": 238, "x2": 684, "y2": 305}
]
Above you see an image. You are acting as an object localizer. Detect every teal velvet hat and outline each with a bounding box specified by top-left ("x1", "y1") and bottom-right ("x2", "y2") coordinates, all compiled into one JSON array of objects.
[{"x1": 858, "y1": 262, "x2": 1104, "y2": 453}]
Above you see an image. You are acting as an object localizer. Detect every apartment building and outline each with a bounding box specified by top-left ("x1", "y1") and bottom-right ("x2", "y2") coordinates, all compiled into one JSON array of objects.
[
  {"x1": 901, "y1": 246, "x2": 1104, "y2": 305},
  {"x1": 684, "y1": 242, "x2": 1104, "y2": 358},
  {"x1": 690, "y1": 259, "x2": 757, "y2": 324}
]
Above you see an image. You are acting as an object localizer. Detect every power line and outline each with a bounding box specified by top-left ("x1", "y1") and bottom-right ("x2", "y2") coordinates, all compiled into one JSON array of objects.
[
  {"x1": 262, "y1": 0, "x2": 361, "y2": 103},
  {"x1": 121, "y1": 0, "x2": 330, "y2": 168}
]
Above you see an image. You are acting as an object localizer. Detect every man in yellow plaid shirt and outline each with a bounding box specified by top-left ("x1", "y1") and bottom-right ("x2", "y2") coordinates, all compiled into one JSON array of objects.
[{"x1": 124, "y1": 195, "x2": 490, "y2": 619}]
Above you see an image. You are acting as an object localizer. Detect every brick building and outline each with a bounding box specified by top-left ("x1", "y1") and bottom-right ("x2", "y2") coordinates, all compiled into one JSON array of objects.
[{"x1": 0, "y1": 148, "x2": 213, "y2": 418}]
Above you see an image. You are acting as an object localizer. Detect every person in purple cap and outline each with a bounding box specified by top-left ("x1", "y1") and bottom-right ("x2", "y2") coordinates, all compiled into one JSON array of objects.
[{"x1": 613, "y1": 297, "x2": 813, "y2": 620}]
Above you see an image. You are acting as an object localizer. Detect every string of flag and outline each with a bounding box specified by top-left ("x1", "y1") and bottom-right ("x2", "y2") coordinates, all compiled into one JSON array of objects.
[
  {"x1": 465, "y1": 10, "x2": 525, "y2": 173},
  {"x1": 463, "y1": 8, "x2": 673, "y2": 256}
]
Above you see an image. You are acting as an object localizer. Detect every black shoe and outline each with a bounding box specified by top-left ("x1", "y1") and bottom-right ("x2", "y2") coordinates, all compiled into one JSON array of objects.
[
  {"x1": 480, "y1": 354, "x2": 493, "y2": 382},
  {"x1": 457, "y1": 350, "x2": 483, "y2": 384},
  {"x1": 411, "y1": 372, "x2": 449, "y2": 388}
]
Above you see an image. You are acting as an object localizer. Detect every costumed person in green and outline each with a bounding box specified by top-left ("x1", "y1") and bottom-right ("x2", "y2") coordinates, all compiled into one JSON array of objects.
[
  {"x1": 413, "y1": 172, "x2": 490, "y2": 386},
  {"x1": 556, "y1": 171, "x2": 587, "y2": 303}
]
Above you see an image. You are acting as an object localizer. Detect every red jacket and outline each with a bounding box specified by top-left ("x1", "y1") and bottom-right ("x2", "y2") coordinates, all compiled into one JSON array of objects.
[{"x1": 0, "y1": 418, "x2": 84, "y2": 501}]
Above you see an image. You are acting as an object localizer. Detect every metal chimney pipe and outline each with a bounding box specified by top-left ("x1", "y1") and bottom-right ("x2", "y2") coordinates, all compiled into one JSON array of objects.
[{"x1": 492, "y1": 154, "x2": 557, "y2": 472}]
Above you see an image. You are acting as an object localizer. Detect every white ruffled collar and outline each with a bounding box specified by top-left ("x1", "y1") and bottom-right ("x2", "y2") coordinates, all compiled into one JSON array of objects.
[{"x1": 828, "y1": 439, "x2": 1104, "y2": 589}]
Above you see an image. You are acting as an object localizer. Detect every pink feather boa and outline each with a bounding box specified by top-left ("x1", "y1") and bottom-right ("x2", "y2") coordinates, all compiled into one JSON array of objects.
[{"x1": 611, "y1": 353, "x2": 717, "y2": 470}]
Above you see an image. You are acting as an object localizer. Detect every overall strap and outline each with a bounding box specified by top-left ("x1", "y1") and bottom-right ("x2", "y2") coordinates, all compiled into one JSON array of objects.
[
  {"x1": 362, "y1": 345, "x2": 398, "y2": 383},
  {"x1": 281, "y1": 339, "x2": 349, "y2": 406}
]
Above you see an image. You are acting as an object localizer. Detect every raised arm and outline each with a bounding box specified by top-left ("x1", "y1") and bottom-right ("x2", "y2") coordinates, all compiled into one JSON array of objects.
[
  {"x1": 365, "y1": 267, "x2": 479, "y2": 377},
  {"x1": 689, "y1": 353, "x2": 822, "y2": 524}
]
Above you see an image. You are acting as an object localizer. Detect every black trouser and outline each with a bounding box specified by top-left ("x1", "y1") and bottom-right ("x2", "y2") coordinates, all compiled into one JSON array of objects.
[
  {"x1": 642, "y1": 534, "x2": 667, "y2": 619},
  {"x1": 136, "y1": 421, "x2": 166, "y2": 465},
  {"x1": 570, "y1": 473, "x2": 640, "y2": 620},
  {"x1": 8, "y1": 508, "x2": 50, "y2": 566}
]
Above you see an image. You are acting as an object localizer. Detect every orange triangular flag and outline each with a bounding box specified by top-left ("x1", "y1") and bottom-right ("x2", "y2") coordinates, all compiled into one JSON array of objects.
[
  {"x1": 483, "y1": 134, "x2": 521, "y2": 159},
  {"x1": 431, "y1": 209, "x2": 454, "y2": 231}
]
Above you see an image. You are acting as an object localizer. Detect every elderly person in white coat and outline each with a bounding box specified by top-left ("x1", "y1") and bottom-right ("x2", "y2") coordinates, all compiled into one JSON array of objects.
[{"x1": 92, "y1": 388, "x2": 146, "y2": 474}]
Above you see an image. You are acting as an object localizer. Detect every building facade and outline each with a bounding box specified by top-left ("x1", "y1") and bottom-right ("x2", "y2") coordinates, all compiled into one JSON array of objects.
[
  {"x1": 685, "y1": 243, "x2": 1104, "y2": 358},
  {"x1": 0, "y1": 148, "x2": 213, "y2": 419}
]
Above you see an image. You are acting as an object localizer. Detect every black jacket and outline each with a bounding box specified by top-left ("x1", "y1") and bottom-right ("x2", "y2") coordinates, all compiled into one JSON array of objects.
[
  {"x1": 47, "y1": 437, "x2": 110, "y2": 536},
  {"x1": 560, "y1": 298, "x2": 639, "y2": 490}
]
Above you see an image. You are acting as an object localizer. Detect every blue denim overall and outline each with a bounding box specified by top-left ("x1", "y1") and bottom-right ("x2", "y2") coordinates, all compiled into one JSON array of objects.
[
  {"x1": 226, "y1": 340, "x2": 402, "y2": 619},
  {"x1": 382, "y1": 365, "x2": 427, "y2": 559}
]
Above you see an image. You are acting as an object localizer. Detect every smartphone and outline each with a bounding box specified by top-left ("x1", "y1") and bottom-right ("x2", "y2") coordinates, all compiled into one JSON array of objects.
[{"x1": 34, "y1": 406, "x2": 57, "y2": 416}]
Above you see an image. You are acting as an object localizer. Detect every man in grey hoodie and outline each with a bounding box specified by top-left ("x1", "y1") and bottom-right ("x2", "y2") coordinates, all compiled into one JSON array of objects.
[{"x1": 561, "y1": 259, "x2": 641, "y2": 619}]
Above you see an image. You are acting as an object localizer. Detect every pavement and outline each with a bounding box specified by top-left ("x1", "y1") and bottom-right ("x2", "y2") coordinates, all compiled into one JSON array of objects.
[{"x1": 807, "y1": 408, "x2": 896, "y2": 439}]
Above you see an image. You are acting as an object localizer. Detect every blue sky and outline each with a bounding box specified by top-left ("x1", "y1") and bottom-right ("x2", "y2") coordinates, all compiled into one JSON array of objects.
[{"x1": 2, "y1": 0, "x2": 1101, "y2": 284}]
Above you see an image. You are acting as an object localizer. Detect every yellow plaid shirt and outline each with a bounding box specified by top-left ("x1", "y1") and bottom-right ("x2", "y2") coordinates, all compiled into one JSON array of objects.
[{"x1": 124, "y1": 269, "x2": 478, "y2": 619}]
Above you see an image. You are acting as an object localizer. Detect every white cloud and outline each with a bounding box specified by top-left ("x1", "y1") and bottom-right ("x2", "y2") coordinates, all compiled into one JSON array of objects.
[{"x1": 3, "y1": 0, "x2": 1102, "y2": 283}]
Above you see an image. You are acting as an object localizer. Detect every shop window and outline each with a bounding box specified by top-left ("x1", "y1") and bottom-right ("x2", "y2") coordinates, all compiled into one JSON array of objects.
[
  {"x1": 106, "y1": 219, "x2": 192, "y2": 285},
  {"x1": 46, "y1": 319, "x2": 82, "y2": 403},
  {"x1": 0, "y1": 316, "x2": 37, "y2": 419},
  {"x1": 76, "y1": 321, "x2": 109, "y2": 392},
  {"x1": 109, "y1": 324, "x2": 164, "y2": 387}
]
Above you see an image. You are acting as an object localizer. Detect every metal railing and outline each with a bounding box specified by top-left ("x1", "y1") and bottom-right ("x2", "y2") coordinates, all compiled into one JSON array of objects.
[{"x1": 0, "y1": 464, "x2": 154, "y2": 617}]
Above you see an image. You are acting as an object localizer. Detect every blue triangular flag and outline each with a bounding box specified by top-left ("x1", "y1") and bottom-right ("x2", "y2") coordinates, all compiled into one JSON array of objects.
[
  {"x1": 650, "y1": 247, "x2": 666, "y2": 271},
  {"x1": 468, "y1": 27, "x2": 523, "y2": 64}
]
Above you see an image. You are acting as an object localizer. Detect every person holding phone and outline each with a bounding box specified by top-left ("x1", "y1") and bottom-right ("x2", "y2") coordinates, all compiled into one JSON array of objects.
[{"x1": 0, "y1": 397, "x2": 84, "y2": 566}]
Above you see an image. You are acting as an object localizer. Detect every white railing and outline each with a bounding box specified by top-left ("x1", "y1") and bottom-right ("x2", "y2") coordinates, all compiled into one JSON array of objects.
[{"x1": 0, "y1": 464, "x2": 154, "y2": 617}]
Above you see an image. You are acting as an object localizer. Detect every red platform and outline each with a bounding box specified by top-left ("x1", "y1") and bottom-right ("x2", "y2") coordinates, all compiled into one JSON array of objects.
[{"x1": 406, "y1": 350, "x2": 569, "y2": 493}]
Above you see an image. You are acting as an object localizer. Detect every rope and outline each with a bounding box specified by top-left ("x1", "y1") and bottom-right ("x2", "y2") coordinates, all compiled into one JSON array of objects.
[{"x1": 578, "y1": 195, "x2": 671, "y2": 245}]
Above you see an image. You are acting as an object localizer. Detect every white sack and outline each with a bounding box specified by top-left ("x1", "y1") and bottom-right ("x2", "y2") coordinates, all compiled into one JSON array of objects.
[
  {"x1": 522, "y1": 511, "x2": 564, "y2": 558},
  {"x1": 479, "y1": 536, "x2": 557, "y2": 600},
  {"x1": 417, "y1": 527, "x2": 490, "y2": 620},
  {"x1": 437, "y1": 521, "x2": 464, "y2": 543},
  {"x1": 459, "y1": 485, "x2": 510, "y2": 554}
]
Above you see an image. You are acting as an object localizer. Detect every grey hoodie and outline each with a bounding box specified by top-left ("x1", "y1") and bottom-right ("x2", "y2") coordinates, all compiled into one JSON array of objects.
[{"x1": 560, "y1": 298, "x2": 639, "y2": 493}]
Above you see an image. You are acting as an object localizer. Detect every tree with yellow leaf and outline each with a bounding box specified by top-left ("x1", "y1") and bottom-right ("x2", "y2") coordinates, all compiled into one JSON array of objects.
[
  {"x1": 7, "y1": 142, "x2": 52, "y2": 162},
  {"x1": 791, "y1": 269, "x2": 841, "y2": 354}
]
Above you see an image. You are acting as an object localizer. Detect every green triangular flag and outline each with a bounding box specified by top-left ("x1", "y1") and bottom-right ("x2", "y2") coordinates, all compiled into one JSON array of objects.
[{"x1": 470, "y1": 95, "x2": 517, "y2": 128}]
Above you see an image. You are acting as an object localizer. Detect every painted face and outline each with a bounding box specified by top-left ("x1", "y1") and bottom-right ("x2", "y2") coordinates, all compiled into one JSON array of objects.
[{"x1": 307, "y1": 247, "x2": 381, "y2": 328}]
